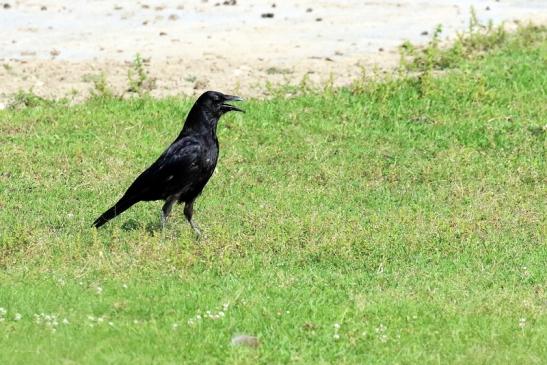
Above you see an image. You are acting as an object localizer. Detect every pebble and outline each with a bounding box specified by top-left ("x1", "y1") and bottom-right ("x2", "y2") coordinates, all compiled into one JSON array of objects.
[{"x1": 231, "y1": 335, "x2": 260, "y2": 348}]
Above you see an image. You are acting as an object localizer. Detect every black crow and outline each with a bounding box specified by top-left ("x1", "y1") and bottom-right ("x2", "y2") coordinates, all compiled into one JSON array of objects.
[{"x1": 92, "y1": 91, "x2": 244, "y2": 236}]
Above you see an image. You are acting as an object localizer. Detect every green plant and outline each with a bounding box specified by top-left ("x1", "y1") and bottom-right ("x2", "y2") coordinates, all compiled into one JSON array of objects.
[{"x1": 127, "y1": 54, "x2": 156, "y2": 95}]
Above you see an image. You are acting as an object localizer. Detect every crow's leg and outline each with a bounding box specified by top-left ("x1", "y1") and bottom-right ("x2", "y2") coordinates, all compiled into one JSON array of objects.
[
  {"x1": 183, "y1": 199, "x2": 201, "y2": 238},
  {"x1": 161, "y1": 197, "x2": 177, "y2": 229}
]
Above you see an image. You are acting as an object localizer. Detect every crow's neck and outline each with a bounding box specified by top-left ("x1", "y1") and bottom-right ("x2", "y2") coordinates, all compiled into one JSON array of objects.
[{"x1": 178, "y1": 108, "x2": 219, "y2": 140}]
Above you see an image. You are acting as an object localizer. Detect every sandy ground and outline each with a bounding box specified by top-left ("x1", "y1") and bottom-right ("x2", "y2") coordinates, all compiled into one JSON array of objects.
[{"x1": 1, "y1": 0, "x2": 546, "y2": 104}]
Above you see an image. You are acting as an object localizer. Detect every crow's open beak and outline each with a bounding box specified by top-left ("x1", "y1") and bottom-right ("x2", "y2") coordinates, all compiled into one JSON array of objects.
[{"x1": 222, "y1": 95, "x2": 245, "y2": 113}]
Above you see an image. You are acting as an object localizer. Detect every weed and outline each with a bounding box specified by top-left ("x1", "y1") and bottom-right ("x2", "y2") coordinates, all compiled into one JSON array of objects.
[
  {"x1": 87, "y1": 72, "x2": 115, "y2": 99},
  {"x1": 7, "y1": 89, "x2": 50, "y2": 109},
  {"x1": 127, "y1": 53, "x2": 156, "y2": 95}
]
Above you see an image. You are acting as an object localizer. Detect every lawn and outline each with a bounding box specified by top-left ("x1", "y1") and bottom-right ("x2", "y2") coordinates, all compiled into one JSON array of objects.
[{"x1": 0, "y1": 24, "x2": 546, "y2": 364}]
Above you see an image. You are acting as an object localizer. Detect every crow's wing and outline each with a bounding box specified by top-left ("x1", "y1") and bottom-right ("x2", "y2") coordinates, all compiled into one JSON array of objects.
[{"x1": 121, "y1": 136, "x2": 203, "y2": 201}]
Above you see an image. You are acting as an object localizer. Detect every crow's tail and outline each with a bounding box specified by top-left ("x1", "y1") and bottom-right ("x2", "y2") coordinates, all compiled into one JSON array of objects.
[{"x1": 92, "y1": 196, "x2": 136, "y2": 228}]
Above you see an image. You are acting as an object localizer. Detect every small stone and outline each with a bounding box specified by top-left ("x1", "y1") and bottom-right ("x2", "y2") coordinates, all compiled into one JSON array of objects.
[{"x1": 231, "y1": 335, "x2": 260, "y2": 348}]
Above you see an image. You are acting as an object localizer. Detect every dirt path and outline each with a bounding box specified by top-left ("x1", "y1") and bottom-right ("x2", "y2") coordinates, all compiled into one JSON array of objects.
[{"x1": 1, "y1": 0, "x2": 546, "y2": 104}]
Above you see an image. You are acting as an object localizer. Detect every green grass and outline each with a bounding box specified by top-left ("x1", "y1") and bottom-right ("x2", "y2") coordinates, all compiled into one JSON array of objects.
[{"x1": 1, "y1": 25, "x2": 546, "y2": 364}]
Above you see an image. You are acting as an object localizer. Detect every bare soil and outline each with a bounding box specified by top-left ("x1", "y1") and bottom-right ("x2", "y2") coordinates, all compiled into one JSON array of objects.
[{"x1": 1, "y1": 0, "x2": 546, "y2": 105}]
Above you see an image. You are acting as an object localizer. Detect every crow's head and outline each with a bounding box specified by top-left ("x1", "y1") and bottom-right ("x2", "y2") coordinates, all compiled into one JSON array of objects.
[{"x1": 197, "y1": 91, "x2": 244, "y2": 117}]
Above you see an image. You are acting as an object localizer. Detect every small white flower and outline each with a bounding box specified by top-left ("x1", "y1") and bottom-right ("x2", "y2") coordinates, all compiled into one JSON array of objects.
[
  {"x1": 379, "y1": 334, "x2": 388, "y2": 343},
  {"x1": 375, "y1": 324, "x2": 386, "y2": 333},
  {"x1": 218, "y1": 311, "x2": 225, "y2": 317},
  {"x1": 14, "y1": 313, "x2": 22, "y2": 321},
  {"x1": 223, "y1": 303, "x2": 229, "y2": 311},
  {"x1": 95, "y1": 286, "x2": 103, "y2": 295},
  {"x1": 97, "y1": 317, "x2": 104, "y2": 323},
  {"x1": 519, "y1": 318, "x2": 526, "y2": 329},
  {"x1": 334, "y1": 323, "x2": 341, "y2": 330},
  {"x1": 172, "y1": 323, "x2": 179, "y2": 330},
  {"x1": 196, "y1": 314, "x2": 202, "y2": 320},
  {"x1": 62, "y1": 318, "x2": 69, "y2": 325},
  {"x1": 333, "y1": 334, "x2": 340, "y2": 340},
  {"x1": 122, "y1": 284, "x2": 128, "y2": 289},
  {"x1": 108, "y1": 321, "x2": 114, "y2": 326}
]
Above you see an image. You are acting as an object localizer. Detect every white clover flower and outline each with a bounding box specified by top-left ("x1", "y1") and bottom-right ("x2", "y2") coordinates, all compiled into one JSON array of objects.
[
  {"x1": 108, "y1": 321, "x2": 114, "y2": 326},
  {"x1": 375, "y1": 324, "x2": 386, "y2": 333},
  {"x1": 62, "y1": 318, "x2": 70, "y2": 325},
  {"x1": 333, "y1": 334, "x2": 340, "y2": 340},
  {"x1": 122, "y1": 284, "x2": 128, "y2": 289},
  {"x1": 223, "y1": 303, "x2": 229, "y2": 311},
  {"x1": 218, "y1": 311, "x2": 225, "y2": 317},
  {"x1": 334, "y1": 323, "x2": 340, "y2": 330},
  {"x1": 95, "y1": 286, "x2": 103, "y2": 295},
  {"x1": 14, "y1": 313, "x2": 22, "y2": 321}
]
